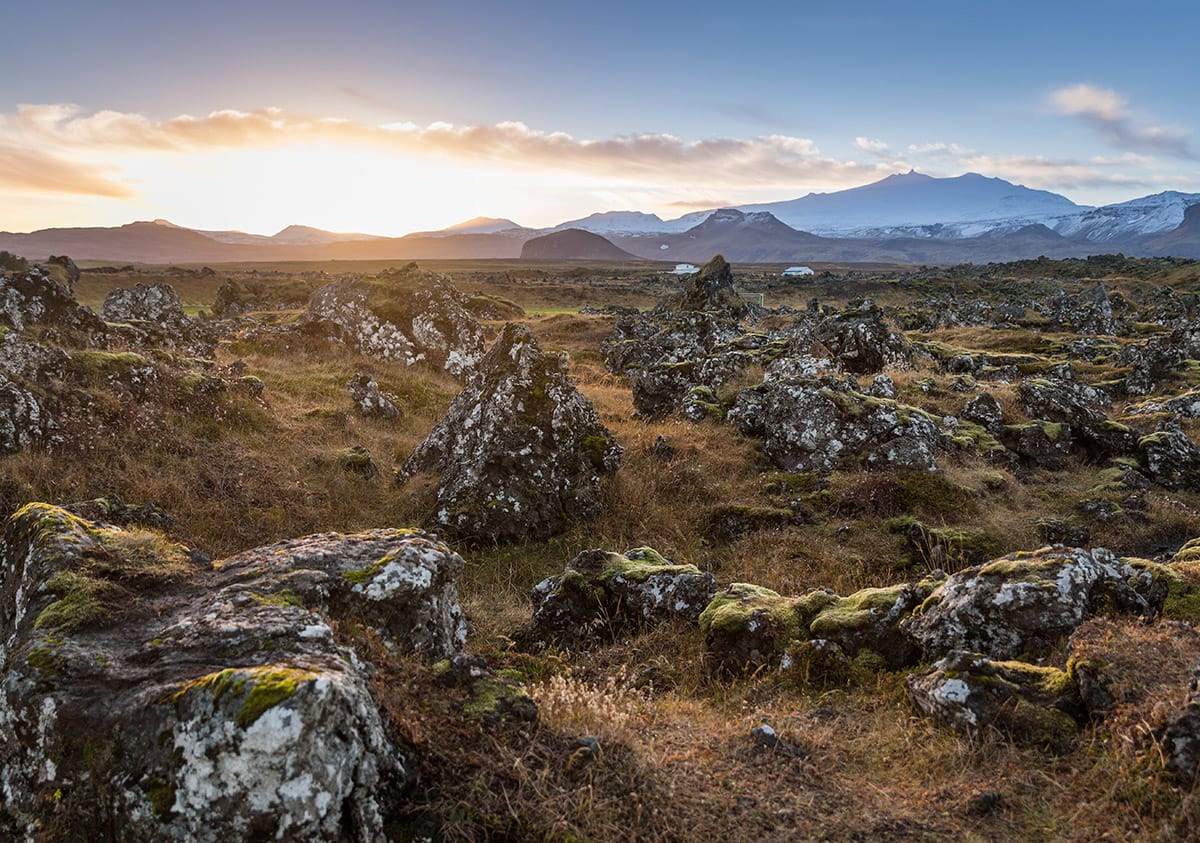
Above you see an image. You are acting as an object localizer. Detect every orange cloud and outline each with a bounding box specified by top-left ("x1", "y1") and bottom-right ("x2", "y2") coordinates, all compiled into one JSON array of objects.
[
  {"x1": 2, "y1": 104, "x2": 903, "y2": 192},
  {"x1": 0, "y1": 142, "x2": 135, "y2": 198}
]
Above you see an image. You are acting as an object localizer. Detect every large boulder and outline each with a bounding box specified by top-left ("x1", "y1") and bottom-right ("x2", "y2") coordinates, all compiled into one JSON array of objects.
[
  {"x1": 0, "y1": 503, "x2": 468, "y2": 839},
  {"x1": 1137, "y1": 429, "x2": 1200, "y2": 490},
  {"x1": 727, "y1": 376, "x2": 944, "y2": 473},
  {"x1": 398, "y1": 323, "x2": 622, "y2": 542},
  {"x1": 902, "y1": 547, "x2": 1166, "y2": 660},
  {"x1": 812, "y1": 301, "x2": 911, "y2": 374},
  {"x1": 515, "y1": 547, "x2": 716, "y2": 650}
]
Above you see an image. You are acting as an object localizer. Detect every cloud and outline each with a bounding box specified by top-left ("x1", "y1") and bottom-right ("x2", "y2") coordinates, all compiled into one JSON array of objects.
[
  {"x1": 961, "y1": 154, "x2": 1146, "y2": 190},
  {"x1": 855, "y1": 136, "x2": 890, "y2": 154},
  {"x1": 1050, "y1": 84, "x2": 1195, "y2": 159},
  {"x1": 908, "y1": 142, "x2": 971, "y2": 157},
  {"x1": 0, "y1": 142, "x2": 135, "y2": 198},
  {"x1": 663, "y1": 198, "x2": 735, "y2": 210},
  {"x1": 0, "y1": 104, "x2": 907, "y2": 196}
]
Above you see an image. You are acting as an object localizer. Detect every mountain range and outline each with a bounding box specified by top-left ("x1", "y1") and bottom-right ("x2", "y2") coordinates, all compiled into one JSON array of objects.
[{"x1": 3, "y1": 172, "x2": 1199, "y2": 265}]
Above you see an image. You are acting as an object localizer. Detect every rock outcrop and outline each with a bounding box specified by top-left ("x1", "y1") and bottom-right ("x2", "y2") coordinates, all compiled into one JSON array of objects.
[
  {"x1": 398, "y1": 323, "x2": 622, "y2": 542},
  {"x1": 0, "y1": 503, "x2": 468, "y2": 839},
  {"x1": 347, "y1": 371, "x2": 401, "y2": 418},
  {"x1": 100, "y1": 282, "x2": 217, "y2": 356},
  {"x1": 303, "y1": 274, "x2": 486, "y2": 378},
  {"x1": 727, "y1": 376, "x2": 944, "y2": 473}
]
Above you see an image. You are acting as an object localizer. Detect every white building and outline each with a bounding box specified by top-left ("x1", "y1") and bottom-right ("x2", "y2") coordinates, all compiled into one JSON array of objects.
[
  {"x1": 782, "y1": 265, "x2": 814, "y2": 277},
  {"x1": 672, "y1": 263, "x2": 699, "y2": 275}
]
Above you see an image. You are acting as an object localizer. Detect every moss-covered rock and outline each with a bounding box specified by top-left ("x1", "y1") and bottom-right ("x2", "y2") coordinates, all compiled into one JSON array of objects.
[{"x1": 907, "y1": 650, "x2": 1083, "y2": 752}]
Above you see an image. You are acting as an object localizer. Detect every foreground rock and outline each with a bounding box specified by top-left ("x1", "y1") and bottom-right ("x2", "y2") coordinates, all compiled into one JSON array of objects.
[
  {"x1": 398, "y1": 323, "x2": 622, "y2": 542},
  {"x1": 0, "y1": 503, "x2": 468, "y2": 839},
  {"x1": 515, "y1": 547, "x2": 716, "y2": 650},
  {"x1": 907, "y1": 651, "x2": 1083, "y2": 751}
]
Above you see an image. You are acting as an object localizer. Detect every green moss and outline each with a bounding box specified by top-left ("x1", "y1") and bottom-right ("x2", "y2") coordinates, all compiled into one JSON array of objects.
[
  {"x1": 23, "y1": 634, "x2": 67, "y2": 675},
  {"x1": 171, "y1": 666, "x2": 317, "y2": 729},
  {"x1": 1001, "y1": 697, "x2": 1078, "y2": 752},
  {"x1": 1174, "y1": 539, "x2": 1200, "y2": 564},
  {"x1": 34, "y1": 571, "x2": 117, "y2": 631},
  {"x1": 950, "y1": 420, "x2": 1006, "y2": 455},
  {"x1": 249, "y1": 589, "x2": 304, "y2": 608},
  {"x1": 1042, "y1": 421, "x2": 1064, "y2": 442},
  {"x1": 70, "y1": 350, "x2": 152, "y2": 375},
  {"x1": 580, "y1": 434, "x2": 613, "y2": 471},
  {"x1": 809, "y1": 585, "x2": 908, "y2": 635},
  {"x1": 699, "y1": 583, "x2": 837, "y2": 644},
  {"x1": 144, "y1": 779, "x2": 176, "y2": 819},
  {"x1": 341, "y1": 535, "x2": 419, "y2": 585}
]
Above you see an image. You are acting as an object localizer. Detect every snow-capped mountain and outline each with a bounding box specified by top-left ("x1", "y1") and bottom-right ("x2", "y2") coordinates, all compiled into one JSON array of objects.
[
  {"x1": 549, "y1": 210, "x2": 700, "y2": 236},
  {"x1": 1053, "y1": 191, "x2": 1200, "y2": 242},
  {"x1": 736, "y1": 171, "x2": 1087, "y2": 235}
]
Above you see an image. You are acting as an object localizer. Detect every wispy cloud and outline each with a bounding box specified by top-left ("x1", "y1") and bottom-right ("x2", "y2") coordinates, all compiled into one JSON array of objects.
[
  {"x1": 854, "y1": 136, "x2": 890, "y2": 154},
  {"x1": 961, "y1": 154, "x2": 1147, "y2": 190},
  {"x1": 1050, "y1": 84, "x2": 1195, "y2": 160},
  {"x1": 0, "y1": 104, "x2": 909, "y2": 198},
  {"x1": 908, "y1": 142, "x2": 972, "y2": 157},
  {"x1": 0, "y1": 142, "x2": 135, "y2": 198}
]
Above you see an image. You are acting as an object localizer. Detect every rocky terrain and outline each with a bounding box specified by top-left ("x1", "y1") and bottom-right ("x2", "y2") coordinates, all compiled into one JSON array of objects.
[{"x1": 1, "y1": 251, "x2": 1200, "y2": 840}]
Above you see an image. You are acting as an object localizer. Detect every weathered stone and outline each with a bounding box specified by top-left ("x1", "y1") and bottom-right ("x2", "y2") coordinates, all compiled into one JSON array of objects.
[
  {"x1": 0, "y1": 504, "x2": 469, "y2": 839},
  {"x1": 960, "y1": 392, "x2": 1004, "y2": 434},
  {"x1": 399, "y1": 323, "x2": 621, "y2": 542},
  {"x1": 728, "y1": 376, "x2": 943, "y2": 473},
  {"x1": 347, "y1": 371, "x2": 400, "y2": 418},
  {"x1": 433, "y1": 653, "x2": 537, "y2": 725},
  {"x1": 902, "y1": 547, "x2": 1165, "y2": 660},
  {"x1": 100, "y1": 282, "x2": 216, "y2": 356},
  {"x1": 907, "y1": 650, "x2": 1082, "y2": 751},
  {"x1": 700, "y1": 577, "x2": 942, "y2": 675},
  {"x1": 0, "y1": 374, "x2": 48, "y2": 454},
  {"x1": 813, "y1": 301, "x2": 911, "y2": 374},
  {"x1": 1138, "y1": 429, "x2": 1200, "y2": 490},
  {"x1": 516, "y1": 547, "x2": 716, "y2": 650}
]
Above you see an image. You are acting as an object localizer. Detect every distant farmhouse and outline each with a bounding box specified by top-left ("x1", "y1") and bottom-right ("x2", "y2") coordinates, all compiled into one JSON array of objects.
[
  {"x1": 671, "y1": 263, "x2": 699, "y2": 275},
  {"x1": 782, "y1": 265, "x2": 814, "y2": 277}
]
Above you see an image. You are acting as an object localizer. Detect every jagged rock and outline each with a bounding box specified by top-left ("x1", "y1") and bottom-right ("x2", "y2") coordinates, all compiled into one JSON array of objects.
[
  {"x1": 902, "y1": 547, "x2": 1167, "y2": 660},
  {"x1": 0, "y1": 504, "x2": 469, "y2": 839},
  {"x1": 101, "y1": 282, "x2": 216, "y2": 356},
  {"x1": 960, "y1": 392, "x2": 1004, "y2": 434},
  {"x1": 0, "y1": 374, "x2": 48, "y2": 453},
  {"x1": 347, "y1": 371, "x2": 400, "y2": 418},
  {"x1": 813, "y1": 300, "x2": 910, "y2": 375},
  {"x1": 515, "y1": 548, "x2": 715, "y2": 650},
  {"x1": 699, "y1": 577, "x2": 942, "y2": 675},
  {"x1": 1017, "y1": 377, "x2": 1134, "y2": 457},
  {"x1": 727, "y1": 376, "x2": 943, "y2": 473},
  {"x1": 1002, "y1": 421, "x2": 1073, "y2": 469},
  {"x1": 660, "y1": 254, "x2": 749, "y2": 315},
  {"x1": 0, "y1": 331, "x2": 69, "y2": 382},
  {"x1": 303, "y1": 276, "x2": 485, "y2": 378},
  {"x1": 46, "y1": 255, "x2": 80, "y2": 288},
  {"x1": 1138, "y1": 429, "x2": 1200, "y2": 490},
  {"x1": 398, "y1": 323, "x2": 622, "y2": 542},
  {"x1": 0, "y1": 266, "x2": 106, "y2": 337},
  {"x1": 906, "y1": 650, "x2": 1083, "y2": 752},
  {"x1": 212, "y1": 278, "x2": 310, "y2": 318},
  {"x1": 866, "y1": 374, "x2": 896, "y2": 399}
]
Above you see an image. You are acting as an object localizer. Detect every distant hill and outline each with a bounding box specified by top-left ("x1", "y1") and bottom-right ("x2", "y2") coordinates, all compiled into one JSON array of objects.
[{"x1": 520, "y1": 229, "x2": 637, "y2": 261}]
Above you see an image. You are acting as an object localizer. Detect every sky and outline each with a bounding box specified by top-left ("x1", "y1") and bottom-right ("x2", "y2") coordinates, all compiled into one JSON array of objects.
[{"x1": 1, "y1": 0, "x2": 1198, "y2": 235}]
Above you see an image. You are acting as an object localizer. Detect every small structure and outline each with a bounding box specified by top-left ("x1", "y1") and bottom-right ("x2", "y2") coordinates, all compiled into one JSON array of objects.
[
  {"x1": 782, "y1": 265, "x2": 814, "y2": 277},
  {"x1": 672, "y1": 263, "x2": 699, "y2": 275}
]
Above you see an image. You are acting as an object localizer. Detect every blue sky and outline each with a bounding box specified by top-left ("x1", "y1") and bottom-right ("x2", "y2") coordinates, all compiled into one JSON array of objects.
[{"x1": 1, "y1": 0, "x2": 1197, "y2": 233}]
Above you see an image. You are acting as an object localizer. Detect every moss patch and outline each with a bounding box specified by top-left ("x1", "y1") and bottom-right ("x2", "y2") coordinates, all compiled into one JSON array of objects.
[{"x1": 170, "y1": 665, "x2": 317, "y2": 729}]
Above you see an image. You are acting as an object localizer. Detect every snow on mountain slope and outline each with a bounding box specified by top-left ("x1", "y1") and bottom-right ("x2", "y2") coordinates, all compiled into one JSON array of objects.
[
  {"x1": 736, "y1": 171, "x2": 1086, "y2": 235},
  {"x1": 1053, "y1": 191, "x2": 1200, "y2": 242}
]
